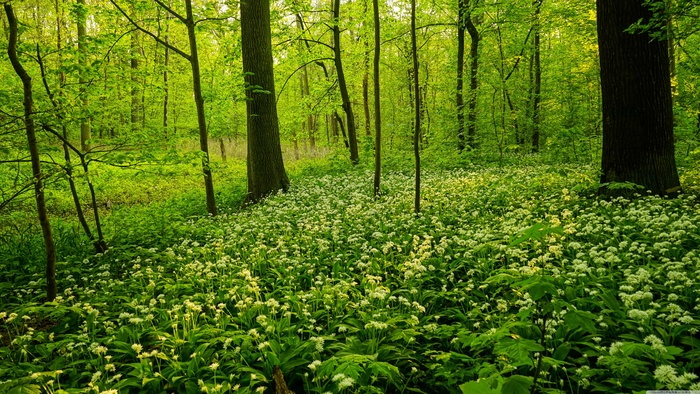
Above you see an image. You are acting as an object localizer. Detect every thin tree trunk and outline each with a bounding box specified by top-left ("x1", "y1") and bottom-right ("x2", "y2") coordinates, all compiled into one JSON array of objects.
[
  {"x1": 5, "y1": 4, "x2": 57, "y2": 301},
  {"x1": 302, "y1": 66, "x2": 315, "y2": 150},
  {"x1": 77, "y1": 0, "x2": 91, "y2": 151},
  {"x1": 531, "y1": 0, "x2": 542, "y2": 153},
  {"x1": 363, "y1": 0, "x2": 371, "y2": 138},
  {"x1": 466, "y1": 7, "x2": 480, "y2": 149},
  {"x1": 185, "y1": 0, "x2": 217, "y2": 215},
  {"x1": 130, "y1": 7, "x2": 141, "y2": 132},
  {"x1": 373, "y1": 0, "x2": 381, "y2": 196},
  {"x1": 296, "y1": 14, "x2": 315, "y2": 151},
  {"x1": 411, "y1": 0, "x2": 420, "y2": 213},
  {"x1": 219, "y1": 137, "x2": 227, "y2": 162},
  {"x1": 456, "y1": 0, "x2": 466, "y2": 151},
  {"x1": 333, "y1": 0, "x2": 359, "y2": 164},
  {"x1": 164, "y1": 1, "x2": 170, "y2": 137}
]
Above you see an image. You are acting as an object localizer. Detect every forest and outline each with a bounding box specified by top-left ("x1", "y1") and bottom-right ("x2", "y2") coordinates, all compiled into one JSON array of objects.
[{"x1": 1, "y1": 0, "x2": 700, "y2": 392}]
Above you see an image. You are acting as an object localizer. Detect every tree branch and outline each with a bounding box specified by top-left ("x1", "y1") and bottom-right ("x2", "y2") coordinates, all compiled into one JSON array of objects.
[
  {"x1": 154, "y1": 0, "x2": 186, "y2": 24},
  {"x1": 109, "y1": 0, "x2": 191, "y2": 61},
  {"x1": 195, "y1": 15, "x2": 238, "y2": 25},
  {"x1": 277, "y1": 57, "x2": 334, "y2": 101}
]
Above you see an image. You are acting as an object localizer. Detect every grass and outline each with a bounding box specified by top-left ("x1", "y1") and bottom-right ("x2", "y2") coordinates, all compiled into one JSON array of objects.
[{"x1": 1, "y1": 150, "x2": 700, "y2": 393}]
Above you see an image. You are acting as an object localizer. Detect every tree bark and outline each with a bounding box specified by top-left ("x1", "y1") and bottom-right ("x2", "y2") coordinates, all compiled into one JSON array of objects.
[
  {"x1": 597, "y1": 0, "x2": 681, "y2": 197},
  {"x1": 5, "y1": 3, "x2": 57, "y2": 301},
  {"x1": 411, "y1": 0, "x2": 421, "y2": 213},
  {"x1": 185, "y1": 0, "x2": 217, "y2": 215},
  {"x1": 373, "y1": 0, "x2": 381, "y2": 196},
  {"x1": 241, "y1": 0, "x2": 289, "y2": 203},
  {"x1": 333, "y1": 0, "x2": 359, "y2": 164}
]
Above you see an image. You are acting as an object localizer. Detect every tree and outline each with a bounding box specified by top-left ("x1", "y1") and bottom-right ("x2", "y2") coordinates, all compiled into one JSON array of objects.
[
  {"x1": 333, "y1": 0, "x2": 359, "y2": 164},
  {"x1": 456, "y1": 0, "x2": 467, "y2": 151},
  {"x1": 241, "y1": 0, "x2": 289, "y2": 203},
  {"x1": 5, "y1": 3, "x2": 57, "y2": 301},
  {"x1": 110, "y1": 0, "x2": 218, "y2": 215},
  {"x1": 530, "y1": 0, "x2": 542, "y2": 153},
  {"x1": 411, "y1": 0, "x2": 421, "y2": 213},
  {"x1": 597, "y1": 0, "x2": 681, "y2": 196},
  {"x1": 76, "y1": 0, "x2": 91, "y2": 151},
  {"x1": 373, "y1": 0, "x2": 381, "y2": 196}
]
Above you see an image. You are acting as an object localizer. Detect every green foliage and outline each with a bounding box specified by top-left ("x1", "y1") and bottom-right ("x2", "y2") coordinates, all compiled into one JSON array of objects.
[{"x1": 2, "y1": 162, "x2": 700, "y2": 393}]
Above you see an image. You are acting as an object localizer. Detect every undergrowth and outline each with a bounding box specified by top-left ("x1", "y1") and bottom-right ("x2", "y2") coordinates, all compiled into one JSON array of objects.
[{"x1": 1, "y1": 160, "x2": 700, "y2": 393}]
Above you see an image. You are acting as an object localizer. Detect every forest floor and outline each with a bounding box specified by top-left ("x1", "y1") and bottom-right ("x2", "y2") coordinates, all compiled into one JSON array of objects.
[{"x1": 1, "y1": 153, "x2": 700, "y2": 393}]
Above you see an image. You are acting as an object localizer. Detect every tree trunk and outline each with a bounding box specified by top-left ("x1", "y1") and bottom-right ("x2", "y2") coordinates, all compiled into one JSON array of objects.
[
  {"x1": 296, "y1": 14, "x2": 315, "y2": 151},
  {"x1": 456, "y1": 0, "x2": 466, "y2": 151},
  {"x1": 411, "y1": 0, "x2": 421, "y2": 213},
  {"x1": 5, "y1": 4, "x2": 57, "y2": 301},
  {"x1": 333, "y1": 0, "x2": 359, "y2": 164},
  {"x1": 531, "y1": 0, "x2": 542, "y2": 153},
  {"x1": 241, "y1": 0, "x2": 289, "y2": 203},
  {"x1": 77, "y1": 0, "x2": 91, "y2": 151},
  {"x1": 130, "y1": 8, "x2": 141, "y2": 133},
  {"x1": 185, "y1": 0, "x2": 217, "y2": 215},
  {"x1": 302, "y1": 66, "x2": 315, "y2": 150},
  {"x1": 466, "y1": 4, "x2": 480, "y2": 149},
  {"x1": 363, "y1": 0, "x2": 371, "y2": 138},
  {"x1": 597, "y1": 0, "x2": 681, "y2": 197},
  {"x1": 373, "y1": 0, "x2": 381, "y2": 196},
  {"x1": 164, "y1": 1, "x2": 170, "y2": 137}
]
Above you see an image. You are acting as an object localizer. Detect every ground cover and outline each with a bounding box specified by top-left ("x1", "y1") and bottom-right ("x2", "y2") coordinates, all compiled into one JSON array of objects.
[{"x1": 1, "y1": 163, "x2": 700, "y2": 393}]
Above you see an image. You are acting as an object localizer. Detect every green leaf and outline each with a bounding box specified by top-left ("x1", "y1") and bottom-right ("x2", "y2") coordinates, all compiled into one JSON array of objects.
[
  {"x1": 509, "y1": 223, "x2": 563, "y2": 246},
  {"x1": 502, "y1": 375, "x2": 533, "y2": 394},
  {"x1": 522, "y1": 279, "x2": 558, "y2": 301},
  {"x1": 563, "y1": 309, "x2": 597, "y2": 334},
  {"x1": 8, "y1": 385, "x2": 42, "y2": 394},
  {"x1": 552, "y1": 343, "x2": 571, "y2": 361},
  {"x1": 459, "y1": 380, "x2": 500, "y2": 394},
  {"x1": 494, "y1": 337, "x2": 544, "y2": 367}
]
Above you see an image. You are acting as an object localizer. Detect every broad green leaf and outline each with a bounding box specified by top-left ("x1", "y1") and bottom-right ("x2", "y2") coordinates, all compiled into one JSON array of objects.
[
  {"x1": 459, "y1": 380, "x2": 500, "y2": 394},
  {"x1": 494, "y1": 337, "x2": 544, "y2": 367},
  {"x1": 563, "y1": 309, "x2": 597, "y2": 334},
  {"x1": 502, "y1": 375, "x2": 533, "y2": 394}
]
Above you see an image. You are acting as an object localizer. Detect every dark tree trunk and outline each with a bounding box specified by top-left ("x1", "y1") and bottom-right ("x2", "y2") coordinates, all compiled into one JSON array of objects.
[
  {"x1": 411, "y1": 0, "x2": 421, "y2": 213},
  {"x1": 333, "y1": 0, "x2": 359, "y2": 164},
  {"x1": 466, "y1": 11, "x2": 480, "y2": 149},
  {"x1": 185, "y1": 0, "x2": 217, "y2": 215},
  {"x1": 531, "y1": 0, "x2": 542, "y2": 153},
  {"x1": 373, "y1": 0, "x2": 381, "y2": 196},
  {"x1": 597, "y1": 0, "x2": 681, "y2": 196},
  {"x1": 241, "y1": 0, "x2": 289, "y2": 203},
  {"x1": 456, "y1": 0, "x2": 466, "y2": 151},
  {"x1": 5, "y1": 4, "x2": 57, "y2": 301}
]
